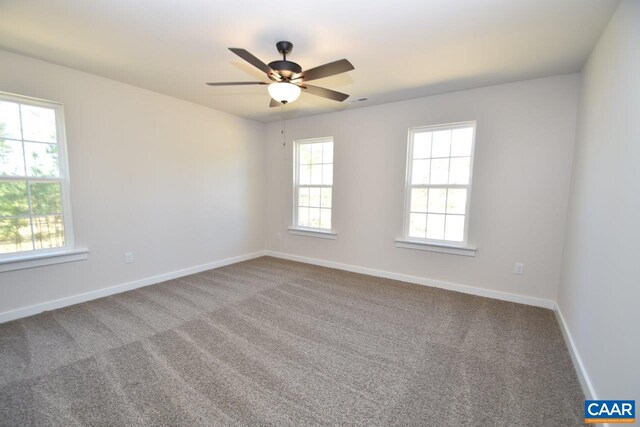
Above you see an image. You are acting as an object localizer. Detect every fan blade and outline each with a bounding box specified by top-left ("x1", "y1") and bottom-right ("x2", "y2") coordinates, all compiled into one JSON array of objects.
[
  {"x1": 301, "y1": 84, "x2": 350, "y2": 102},
  {"x1": 269, "y1": 98, "x2": 281, "y2": 108},
  {"x1": 206, "y1": 82, "x2": 268, "y2": 86},
  {"x1": 296, "y1": 59, "x2": 354, "y2": 82},
  {"x1": 229, "y1": 48, "x2": 280, "y2": 79}
]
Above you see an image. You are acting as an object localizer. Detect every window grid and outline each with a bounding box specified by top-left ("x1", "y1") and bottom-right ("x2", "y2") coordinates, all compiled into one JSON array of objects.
[
  {"x1": 294, "y1": 137, "x2": 333, "y2": 231},
  {"x1": 404, "y1": 122, "x2": 476, "y2": 245},
  {"x1": 0, "y1": 92, "x2": 72, "y2": 256}
]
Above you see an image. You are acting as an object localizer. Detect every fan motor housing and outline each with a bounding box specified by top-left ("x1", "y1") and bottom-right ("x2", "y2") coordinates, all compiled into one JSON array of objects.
[{"x1": 268, "y1": 60, "x2": 302, "y2": 79}]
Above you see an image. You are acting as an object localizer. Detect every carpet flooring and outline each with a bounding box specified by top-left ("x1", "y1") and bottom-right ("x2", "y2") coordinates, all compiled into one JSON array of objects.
[{"x1": 0, "y1": 256, "x2": 584, "y2": 426}]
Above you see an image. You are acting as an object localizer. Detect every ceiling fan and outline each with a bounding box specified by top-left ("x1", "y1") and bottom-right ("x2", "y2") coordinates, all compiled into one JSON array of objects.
[{"x1": 206, "y1": 41, "x2": 354, "y2": 107}]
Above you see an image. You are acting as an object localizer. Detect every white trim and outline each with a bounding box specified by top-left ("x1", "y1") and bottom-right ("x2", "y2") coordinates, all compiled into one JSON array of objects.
[
  {"x1": 288, "y1": 227, "x2": 337, "y2": 239},
  {"x1": 0, "y1": 248, "x2": 89, "y2": 272},
  {"x1": 55, "y1": 96, "x2": 76, "y2": 252},
  {"x1": 0, "y1": 250, "x2": 266, "y2": 324},
  {"x1": 265, "y1": 250, "x2": 554, "y2": 309},
  {"x1": 554, "y1": 303, "x2": 598, "y2": 400},
  {"x1": 395, "y1": 239, "x2": 476, "y2": 256},
  {"x1": 0, "y1": 91, "x2": 63, "y2": 107}
]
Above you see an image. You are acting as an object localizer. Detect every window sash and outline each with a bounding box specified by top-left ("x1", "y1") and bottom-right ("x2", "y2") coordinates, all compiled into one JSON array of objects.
[
  {"x1": 403, "y1": 122, "x2": 476, "y2": 245},
  {"x1": 0, "y1": 91, "x2": 74, "y2": 258},
  {"x1": 293, "y1": 137, "x2": 334, "y2": 231}
]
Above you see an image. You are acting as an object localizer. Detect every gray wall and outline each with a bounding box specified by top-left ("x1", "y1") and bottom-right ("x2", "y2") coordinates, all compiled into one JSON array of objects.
[
  {"x1": 557, "y1": 0, "x2": 639, "y2": 401},
  {"x1": 0, "y1": 49, "x2": 266, "y2": 315},
  {"x1": 265, "y1": 74, "x2": 580, "y2": 303}
]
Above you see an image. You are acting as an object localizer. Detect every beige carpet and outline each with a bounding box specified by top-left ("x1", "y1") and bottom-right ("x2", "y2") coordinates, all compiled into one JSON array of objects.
[{"x1": 0, "y1": 256, "x2": 584, "y2": 425}]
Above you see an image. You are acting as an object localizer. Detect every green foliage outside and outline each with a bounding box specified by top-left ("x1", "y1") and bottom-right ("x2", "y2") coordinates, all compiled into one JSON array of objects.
[{"x1": 0, "y1": 120, "x2": 64, "y2": 253}]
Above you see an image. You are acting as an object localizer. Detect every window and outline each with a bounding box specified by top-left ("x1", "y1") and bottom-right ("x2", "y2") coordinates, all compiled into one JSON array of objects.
[
  {"x1": 0, "y1": 92, "x2": 74, "y2": 258},
  {"x1": 403, "y1": 122, "x2": 476, "y2": 246},
  {"x1": 293, "y1": 137, "x2": 333, "y2": 232}
]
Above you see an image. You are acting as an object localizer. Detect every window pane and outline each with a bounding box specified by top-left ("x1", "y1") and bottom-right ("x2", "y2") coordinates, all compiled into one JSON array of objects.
[
  {"x1": 431, "y1": 130, "x2": 451, "y2": 158},
  {"x1": 32, "y1": 215, "x2": 65, "y2": 249},
  {"x1": 449, "y1": 157, "x2": 470, "y2": 185},
  {"x1": 0, "y1": 139, "x2": 25, "y2": 176},
  {"x1": 413, "y1": 132, "x2": 432, "y2": 158},
  {"x1": 0, "y1": 218, "x2": 33, "y2": 254},
  {"x1": 310, "y1": 164, "x2": 322, "y2": 184},
  {"x1": 451, "y1": 127, "x2": 473, "y2": 157},
  {"x1": 409, "y1": 213, "x2": 426, "y2": 238},
  {"x1": 299, "y1": 164, "x2": 311, "y2": 185},
  {"x1": 445, "y1": 215, "x2": 465, "y2": 242},
  {"x1": 430, "y1": 158, "x2": 449, "y2": 184},
  {"x1": 427, "y1": 188, "x2": 447, "y2": 213},
  {"x1": 21, "y1": 105, "x2": 57, "y2": 143},
  {"x1": 322, "y1": 164, "x2": 333, "y2": 185},
  {"x1": 320, "y1": 188, "x2": 332, "y2": 208},
  {"x1": 299, "y1": 144, "x2": 311, "y2": 164},
  {"x1": 0, "y1": 180, "x2": 29, "y2": 216},
  {"x1": 447, "y1": 189, "x2": 467, "y2": 214},
  {"x1": 311, "y1": 143, "x2": 323, "y2": 163},
  {"x1": 320, "y1": 208, "x2": 331, "y2": 229},
  {"x1": 410, "y1": 188, "x2": 427, "y2": 212},
  {"x1": 297, "y1": 207, "x2": 309, "y2": 227},
  {"x1": 405, "y1": 125, "x2": 474, "y2": 244},
  {"x1": 426, "y1": 214, "x2": 445, "y2": 240},
  {"x1": 298, "y1": 187, "x2": 310, "y2": 207},
  {"x1": 322, "y1": 142, "x2": 333, "y2": 163},
  {"x1": 411, "y1": 159, "x2": 430, "y2": 184},
  {"x1": 25, "y1": 142, "x2": 59, "y2": 177},
  {"x1": 308, "y1": 207, "x2": 321, "y2": 228},
  {"x1": 0, "y1": 101, "x2": 22, "y2": 140},
  {"x1": 309, "y1": 187, "x2": 321, "y2": 207},
  {"x1": 30, "y1": 182, "x2": 62, "y2": 215}
]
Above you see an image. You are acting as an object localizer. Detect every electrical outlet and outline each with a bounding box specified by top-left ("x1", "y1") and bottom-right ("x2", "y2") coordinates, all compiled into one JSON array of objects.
[
  {"x1": 514, "y1": 262, "x2": 524, "y2": 275},
  {"x1": 124, "y1": 252, "x2": 134, "y2": 264},
  {"x1": 277, "y1": 233, "x2": 282, "y2": 240}
]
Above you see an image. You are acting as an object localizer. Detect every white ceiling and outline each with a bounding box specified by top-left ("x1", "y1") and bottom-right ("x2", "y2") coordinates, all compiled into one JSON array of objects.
[{"x1": 0, "y1": 0, "x2": 618, "y2": 123}]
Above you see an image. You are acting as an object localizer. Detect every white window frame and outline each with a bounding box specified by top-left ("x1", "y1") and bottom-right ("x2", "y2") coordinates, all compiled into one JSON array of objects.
[
  {"x1": 398, "y1": 121, "x2": 477, "y2": 255},
  {"x1": 290, "y1": 136, "x2": 336, "y2": 239},
  {"x1": 0, "y1": 91, "x2": 86, "y2": 271}
]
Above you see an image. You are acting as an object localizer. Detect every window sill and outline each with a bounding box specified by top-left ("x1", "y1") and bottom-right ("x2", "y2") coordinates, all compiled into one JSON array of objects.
[
  {"x1": 0, "y1": 248, "x2": 90, "y2": 273},
  {"x1": 395, "y1": 239, "x2": 477, "y2": 257},
  {"x1": 288, "y1": 228, "x2": 337, "y2": 240}
]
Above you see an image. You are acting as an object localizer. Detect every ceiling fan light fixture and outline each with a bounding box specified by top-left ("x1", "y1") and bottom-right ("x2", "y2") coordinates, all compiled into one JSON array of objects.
[{"x1": 268, "y1": 82, "x2": 301, "y2": 104}]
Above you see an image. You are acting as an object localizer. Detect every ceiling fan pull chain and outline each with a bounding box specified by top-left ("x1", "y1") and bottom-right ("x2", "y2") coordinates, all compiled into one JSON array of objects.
[{"x1": 281, "y1": 104, "x2": 286, "y2": 147}]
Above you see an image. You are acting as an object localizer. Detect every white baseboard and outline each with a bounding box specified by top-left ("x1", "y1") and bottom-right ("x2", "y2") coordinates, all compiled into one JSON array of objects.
[
  {"x1": 554, "y1": 303, "x2": 597, "y2": 400},
  {"x1": 0, "y1": 250, "x2": 266, "y2": 324},
  {"x1": 264, "y1": 250, "x2": 556, "y2": 309}
]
